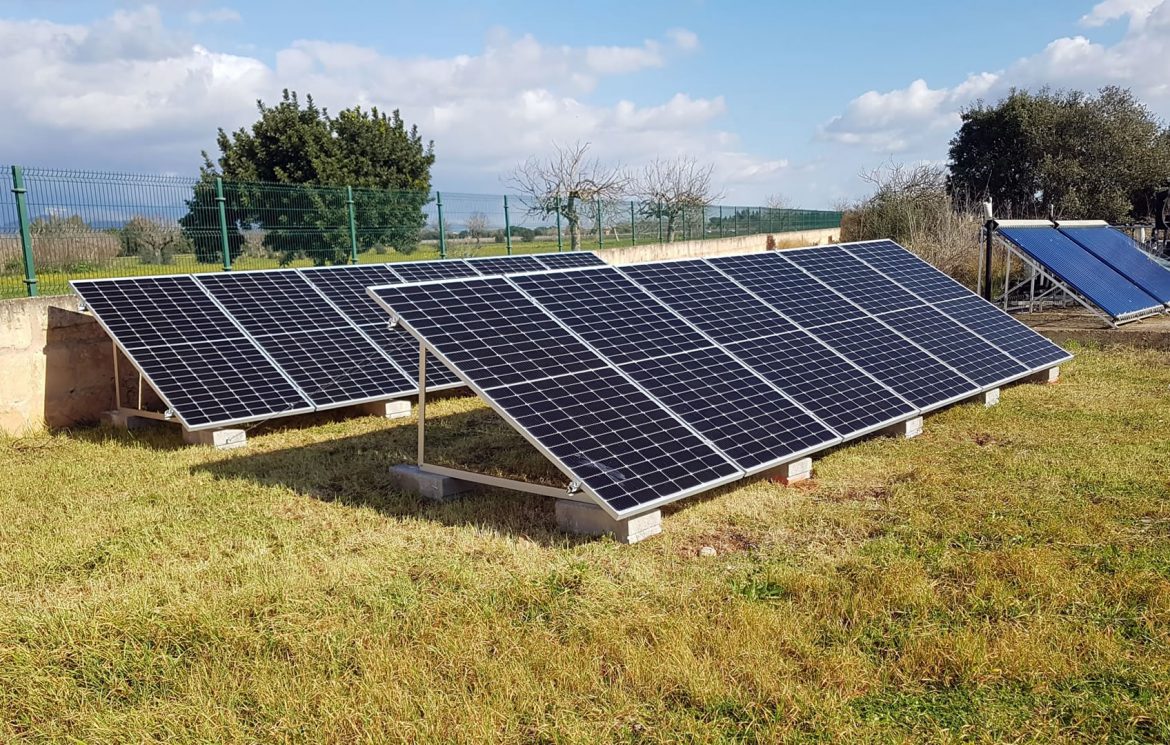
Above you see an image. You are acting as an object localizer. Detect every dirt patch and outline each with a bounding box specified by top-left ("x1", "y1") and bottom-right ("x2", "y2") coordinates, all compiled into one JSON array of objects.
[{"x1": 677, "y1": 526, "x2": 760, "y2": 558}]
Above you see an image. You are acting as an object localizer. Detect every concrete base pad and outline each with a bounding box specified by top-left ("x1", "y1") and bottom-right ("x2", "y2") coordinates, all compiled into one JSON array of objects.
[
  {"x1": 554, "y1": 499, "x2": 662, "y2": 544},
  {"x1": 883, "y1": 416, "x2": 923, "y2": 439},
  {"x1": 768, "y1": 456, "x2": 813, "y2": 485},
  {"x1": 183, "y1": 428, "x2": 247, "y2": 450},
  {"x1": 982, "y1": 388, "x2": 1001, "y2": 407},
  {"x1": 388, "y1": 464, "x2": 476, "y2": 501},
  {"x1": 1028, "y1": 366, "x2": 1060, "y2": 384},
  {"x1": 359, "y1": 399, "x2": 411, "y2": 419}
]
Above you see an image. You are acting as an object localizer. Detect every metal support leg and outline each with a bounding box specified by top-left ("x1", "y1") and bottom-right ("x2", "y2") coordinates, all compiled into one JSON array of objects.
[
  {"x1": 1002, "y1": 251, "x2": 1011, "y2": 311},
  {"x1": 112, "y1": 341, "x2": 121, "y2": 408},
  {"x1": 417, "y1": 344, "x2": 427, "y2": 466}
]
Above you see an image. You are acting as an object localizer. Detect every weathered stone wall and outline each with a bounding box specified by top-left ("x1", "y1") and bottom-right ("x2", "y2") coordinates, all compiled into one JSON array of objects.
[{"x1": 598, "y1": 228, "x2": 838, "y2": 265}]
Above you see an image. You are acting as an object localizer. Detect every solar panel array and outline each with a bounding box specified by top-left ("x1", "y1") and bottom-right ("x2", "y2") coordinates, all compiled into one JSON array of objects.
[
  {"x1": 1057, "y1": 226, "x2": 1170, "y2": 306},
  {"x1": 370, "y1": 240, "x2": 1070, "y2": 518},
  {"x1": 72, "y1": 251, "x2": 607, "y2": 430},
  {"x1": 997, "y1": 226, "x2": 1166, "y2": 322}
]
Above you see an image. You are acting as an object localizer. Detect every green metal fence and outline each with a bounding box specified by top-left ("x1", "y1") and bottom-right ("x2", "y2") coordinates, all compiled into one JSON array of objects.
[{"x1": 0, "y1": 165, "x2": 843, "y2": 298}]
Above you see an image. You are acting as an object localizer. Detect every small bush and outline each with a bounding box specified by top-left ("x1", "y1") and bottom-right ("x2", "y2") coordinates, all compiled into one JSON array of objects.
[
  {"x1": 0, "y1": 215, "x2": 121, "y2": 273},
  {"x1": 765, "y1": 234, "x2": 776, "y2": 250}
]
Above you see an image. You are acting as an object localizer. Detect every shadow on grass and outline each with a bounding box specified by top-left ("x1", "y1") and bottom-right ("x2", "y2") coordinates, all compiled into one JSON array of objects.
[{"x1": 188, "y1": 406, "x2": 601, "y2": 548}]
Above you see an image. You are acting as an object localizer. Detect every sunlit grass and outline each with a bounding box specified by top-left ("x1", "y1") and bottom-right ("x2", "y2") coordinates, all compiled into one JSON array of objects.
[{"x1": 1, "y1": 344, "x2": 1168, "y2": 741}]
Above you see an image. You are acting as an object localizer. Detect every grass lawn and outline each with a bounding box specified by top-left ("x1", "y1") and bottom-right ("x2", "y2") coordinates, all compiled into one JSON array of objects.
[{"x1": 2, "y1": 343, "x2": 1168, "y2": 742}]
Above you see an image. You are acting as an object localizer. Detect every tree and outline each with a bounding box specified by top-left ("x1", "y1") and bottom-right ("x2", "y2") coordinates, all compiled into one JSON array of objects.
[
  {"x1": 508, "y1": 142, "x2": 629, "y2": 251},
  {"x1": 948, "y1": 86, "x2": 1170, "y2": 222},
  {"x1": 121, "y1": 216, "x2": 191, "y2": 265},
  {"x1": 465, "y1": 212, "x2": 489, "y2": 246},
  {"x1": 635, "y1": 156, "x2": 721, "y2": 242},
  {"x1": 180, "y1": 89, "x2": 435, "y2": 265}
]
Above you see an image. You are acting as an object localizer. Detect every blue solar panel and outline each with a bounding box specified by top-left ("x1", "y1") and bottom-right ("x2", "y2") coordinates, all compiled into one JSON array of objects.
[
  {"x1": 618, "y1": 346, "x2": 838, "y2": 471},
  {"x1": 810, "y1": 317, "x2": 978, "y2": 408},
  {"x1": 782, "y1": 246, "x2": 923, "y2": 315},
  {"x1": 621, "y1": 260, "x2": 799, "y2": 343},
  {"x1": 533, "y1": 252, "x2": 607, "y2": 269},
  {"x1": 299, "y1": 265, "x2": 404, "y2": 325},
  {"x1": 73, "y1": 275, "x2": 241, "y2": 349},
  {"x1": 710, "y1": 252, "x2": 867, "y2": 328},
  {"x1": 466, "y1": 255, "x2": 547, "y2": 275},
  {"x1": 392, "y1": 260, "x2": 479, "y2": 283},
  {"x1": 841, "y1": 240, "x2": 972, "y2": 303},
  {"x1": 197, "y1": 271, "x2": 349, "y2": 335},
  {"x1": 724, "y1": 331, "x2": 916, "y2": 437},
  {"x1": 998, "y1": 227, "x2": 1162, "y2": 320},
  {"x1": 879, "y1": 305, "x2": 1028, "y2": 386},
  {"x1": 1059, "y1": 227, "x2": 1170, "y2": 306},
  {"x1": 511, "y1": 267, "x2": 711, "y2": 364},
  {"x1": 935, "y1": 296, "x2": 1071, "y2": 370}
]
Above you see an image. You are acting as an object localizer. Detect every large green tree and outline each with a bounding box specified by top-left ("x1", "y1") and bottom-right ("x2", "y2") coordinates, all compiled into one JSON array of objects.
[
  {"x1": 948, "y1": 86, "x2": 1170, "y2": 222},
  {"x1": 181, "y1": 90, "x2": 435, "y2": 265}
]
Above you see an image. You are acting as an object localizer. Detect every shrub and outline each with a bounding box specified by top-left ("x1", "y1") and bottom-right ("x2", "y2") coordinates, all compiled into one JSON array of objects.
[
  {"x1": 0, "y1": 215, "x2": 122, "y2": 273},
  {"x1": 121, "y1": 216, "x2": 191, "y2": 265}
]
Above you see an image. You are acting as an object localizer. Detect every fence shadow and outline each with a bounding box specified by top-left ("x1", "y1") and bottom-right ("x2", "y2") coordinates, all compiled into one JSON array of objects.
[{"x1": 191, "y1": 407, "x2": 598, "y2": 547}]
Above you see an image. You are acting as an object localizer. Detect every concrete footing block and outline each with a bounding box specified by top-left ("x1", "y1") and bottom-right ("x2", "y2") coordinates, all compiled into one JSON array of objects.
[
  {"x1": 768, "y1": 456, "x2": 813, "y2": 485},
  {"x1": 1028, "y1": 366, "x2": 1060, "y2": 384},
  {"x1": 883, "y1": 416, "x2": 923, "y2": 439},
  {"x1": 387, "y1": 464, "x2": 475, "y2": 502},
  {"x1": 982, "y1": 388, "x2": 1001, "y2": 407},
  {"x1": 554, "y1": 499, "x2": 662, "y2": 544},
  {"x1": 182, "y1": 428, "x2": 247, "y2": 450},
  {"x1": 359, "y1": 399, "x2": 412, "y2": 419},
  {"x1": 100, "y1": 410, "x2": 153, "y2": 430}
]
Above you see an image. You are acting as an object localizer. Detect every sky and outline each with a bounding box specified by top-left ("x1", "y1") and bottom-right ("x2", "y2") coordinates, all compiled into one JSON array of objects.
[{"x1": 0, "y1": 0, "x2": 1167, "y2": 208}]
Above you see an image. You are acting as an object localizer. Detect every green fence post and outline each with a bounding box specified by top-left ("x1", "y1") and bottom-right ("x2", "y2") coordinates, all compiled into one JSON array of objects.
[
  {"x1": 10, "y1": 166, "x2": 37, "y2": 297},
  {"x1": 503, "y1": 195, "x2": 512, "y2": 255},
  {"x1": 733, "y1": 208, "x2": 738, "y2": 237},
  {"x1": 718, "y1": 205, "x2": 724, "y2": 239},
  {"x1": 555, "y1": 196, "x2": 563, "y2": 251},
  {"x1": 436, "y1": 192, "x2": 447, "y2": 259},
  {"x1": 630, "y1": 202, "x2": 636, "y2": 246},
  {"x1": 214, "y1": 176, "x2": 232, "y2": 271},
  {"x1": 596, "y1": 199, "x2": 603, "y2": 249},
  {"x1": 346, "y1": 186, "x2": 359, "y2": 264},
  {"x1": 682, "y1": 206, "x2": 688, "y2": 241}
]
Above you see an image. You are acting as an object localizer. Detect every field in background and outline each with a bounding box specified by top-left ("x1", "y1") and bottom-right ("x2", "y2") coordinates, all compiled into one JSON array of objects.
[{"x1": 2, "y1": 344, "x2": 1168, "y2": 742}]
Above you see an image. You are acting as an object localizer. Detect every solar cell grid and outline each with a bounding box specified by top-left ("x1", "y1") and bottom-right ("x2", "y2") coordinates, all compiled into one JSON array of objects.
[
  {"x1": 257, "y1": 327, "x2": 415, "y2": 406},
  {"x1": 781, "y1": 246, "x2": 923, "y2": 315},
  {"x1": 709, "y1": 253, "x2": 867, "y2": 328},
  {"x1": 391, "y1": 260, "x2": 479, "y2": 283},
  {"x1": 511, "y1": 268, "x2": 712, "y2": 364},
  {"x1": 1059, "y1": 227, "x2": 1170, "y2": 305},
  {"x1": 534, "y1": 252, "x2": 607, "y2": 269},
  {"x1": 368, "y1": 278, "x2": 609, "y2": 390},
  {"x1": 197, "y1": 271, "x2": 350, "y2": 334},
  {"x1": 73, "y1": 276, "x2": 239, "y2": 349},
  {"x1": 936, "y1": 296, "x2": 1071, "y2": 370},
  {"x1": 725, "y1": 330, "x2": 916, "y2": 436},
  {"x1": 880, "y1": 305, "x2": 1028, "y2": 386},
  {"x1": 489, "y1": 367, "x2": 740, "y2": 514},
  {"x1": 467, "y1": 255, "x2": 547, "y2": 275},
  {"x1": 299, "y1": 265, "x2": 404, "y2": 325},
  {"x1": 361, "y1": 322, "x2": 462, "y2": 388},
  {"x1": 620, "y1": 260, "x2": 799, "y2": 343},
  {"x1": 810, "y1": 316, "x2": 978, "y2": 408},
  {"x1": 841, "y1": 240, "x2": 971, "y2": 303},
  {"x1": 618, "y1": 346, "x2": 837, "y2": 471}
]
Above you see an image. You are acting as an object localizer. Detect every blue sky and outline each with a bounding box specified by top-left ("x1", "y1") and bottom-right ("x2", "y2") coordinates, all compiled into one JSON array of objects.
[{"x1": 0, "y1": 0, "x2": 1166, "y2": 206}]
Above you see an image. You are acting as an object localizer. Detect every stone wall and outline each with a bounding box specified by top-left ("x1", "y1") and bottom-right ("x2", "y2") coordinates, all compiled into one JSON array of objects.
[{"x1": 598, "y1": 228, "x2": 838, "y2": 265}]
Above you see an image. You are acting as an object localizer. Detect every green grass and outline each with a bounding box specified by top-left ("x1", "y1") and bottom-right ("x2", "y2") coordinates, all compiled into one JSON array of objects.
[{"x1": 2, "y1": 344, "x2": 1169, "y2": 742}]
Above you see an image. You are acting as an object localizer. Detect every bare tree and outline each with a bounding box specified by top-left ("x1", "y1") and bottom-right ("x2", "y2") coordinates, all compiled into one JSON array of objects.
[
  {"x1": 635, "y1": 156, "x2": 723, "y2": 242},
  {"x1": 764, "y1": 193, "x2": 790, "y2": 210},
  {"x1": 508, "y1": 142, "x2": 629, "y2": 251},
  {"x1": 465, "y1": 211, "x2": 489, "y2": 247}
]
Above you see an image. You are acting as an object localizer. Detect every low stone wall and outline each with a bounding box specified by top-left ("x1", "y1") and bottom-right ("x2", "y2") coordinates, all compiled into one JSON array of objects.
[
  {"x1": 599, "y1": 228, "x2": 838, "y2": 265},
  {"x1": 0, "y1": 296, "x2": 120, "y2": 434}
]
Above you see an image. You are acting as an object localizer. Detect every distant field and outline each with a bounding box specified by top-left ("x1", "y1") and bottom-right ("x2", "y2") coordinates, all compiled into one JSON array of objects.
[{"x1": 2, "y1": 343, "x2": 1168, "y2": 741}]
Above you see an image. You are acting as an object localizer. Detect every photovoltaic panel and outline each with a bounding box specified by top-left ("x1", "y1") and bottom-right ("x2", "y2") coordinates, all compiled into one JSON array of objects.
[
  {"x1": 618, "y1": 346, "x2": 838, "y2": 471},
  {"x1": 879, "y1": 305, "x2": 1028, "y2": 386},
  {"x1": 466, "y1": 255, "x2": 547, "y2": 275},
  {"x1": 841, "y1": 240, "x2": 971, "y2": 303},
  {"x1": 299, "y1": 265, "x2": 405, "y2": 325},
  {"x1": 935, "y1": 296, "x2": 1072, "y2": 370},
  {"x1": 533, "y1": 252, "x2": 607, "y2": 269},
  {"x1": 725, "y1": 330, "x2": 916, "y2": 436},
  {"x1": 997, "y1": 227, "x2": 1161, "y2": 320},
  {"x1": 369, "y1": 278, "x2": 608, "y2": 389},
  {"x1": 620, "y1": 260, "x2": 799, "y2": 343},
  {"x1": 131, "y1": 339, "x2": 313, "y2": 427},
  {"x1": 361, "y1": 322, "x2": 462, "y2": 388},
  {"x1": 781, "y1": 246, "x2": 923, "y2": 314},
  {"x1": 73, "y1": 276, "x2": 240, "y2": 348},
  {"x1": 1059, "y1": 226, "x2": 1170, "y2": 305},
  {"x1": 487, "y1": 367, "x2": 740, "y2": 515},
  {"x1": 197, "y1": 271, "x2": 349, "y2": 335},
  {"x1": 810, "y1": 316, "x2": 978, "y2": 408},
  {"x1": 511, "y1": 267, "x2": 712, "y2": 364},
  {"x1": 392, "y1": 260, "x2": 479, "y2": 283},
  {"x1": 710, "y1": 252, "x2": 867, "y2": 328}
]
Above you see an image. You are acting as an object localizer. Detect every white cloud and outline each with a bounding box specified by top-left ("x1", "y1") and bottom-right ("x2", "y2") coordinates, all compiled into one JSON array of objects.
[
  {"x1": 186, "y1": 7, "x2": 242, "y2": 25},
  {"x1": 0, "y1": 11, "x2": 786, "y2": 200},
  {"x1": 1080, "y1": 0, "x2": 1161, "y2": 28}
]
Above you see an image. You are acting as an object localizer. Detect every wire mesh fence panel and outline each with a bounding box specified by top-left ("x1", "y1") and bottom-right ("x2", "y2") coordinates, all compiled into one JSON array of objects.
[{"x1": 0, "y1": 164, "x2": 843, "y2": 297}]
